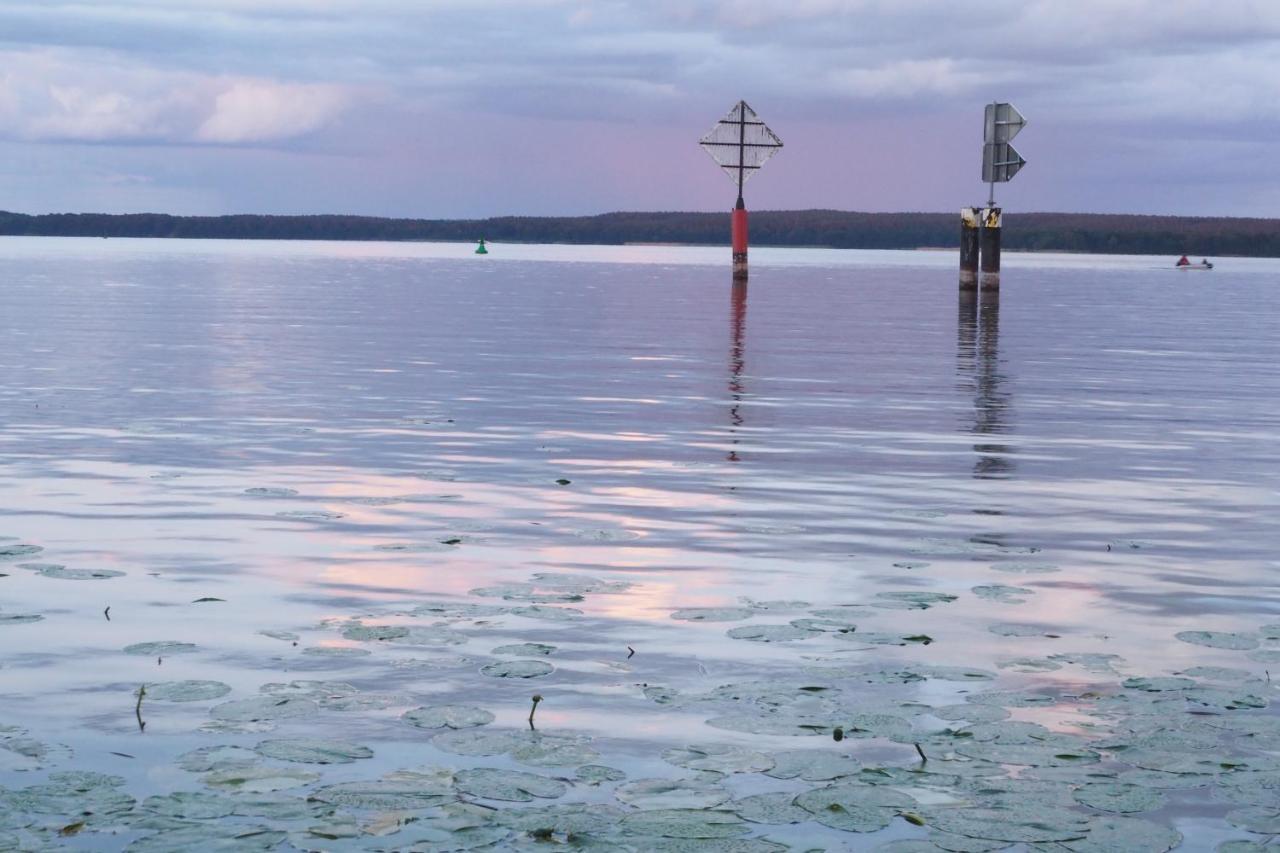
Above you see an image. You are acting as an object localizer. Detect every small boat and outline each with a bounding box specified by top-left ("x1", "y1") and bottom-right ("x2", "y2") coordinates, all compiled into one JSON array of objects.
[{"x1": 1176, "y1": 261, "x2": 1213, "y2": 270}]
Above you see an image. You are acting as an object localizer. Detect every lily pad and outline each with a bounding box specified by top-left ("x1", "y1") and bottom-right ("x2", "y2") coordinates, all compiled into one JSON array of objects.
[
  {"x1": 662, "y1": 744, "x2": 774, "y2": 774},
  {"x1": 341, "y1": 623, "x2": 409, "y2": 641},
  {"x1": 124, "y1": 641, "x2": 197, "y2": 656},
  {"x1": 480, "y1": 660, "x2": 553, "y2": 678},
  {"x1": 0, "y1": 614, "x2": 43, "y2": 625},
  {"x1": 403, "y1": 705, "x2": 495, "y2": 730},
  {"x1": 616, "y1": 778, "x2": 731, "y2": 810},
  {"x1": 202, "y1": 765, "x2": 319, "y2": 793},
  {"x1": 311, "y1": 769, "x2": 455, "y2": 810},
  {"x1": 972, "y1": 584, "x2": 1034, "y2": 603},
  {"x1": 1073, "y1": 782, "x2": 1166, "y2": 813},
  {"x1": 244, "y1": 487, "x2": 298, "y2": 497},
  {"x1": 31, "y1": 565, "x2": 125, "y2": 580},
  {"x1": 730, "y1": 792, "x2": 811, "y2": 824},
  {"x1": 209, "y1": 696, "x2": 318, "y2": 722},
  {"x1": 454, "y1": 767, "x2": 567, "y2": 802},
  {"x1": 144, "y1": 680, "x2": 232, "y2": 702},
  {"x1": 726, "y1": 624, "x2": 820, "y2": 643},
  {"x1": 619, "y1": 809, "x2": 750, "y2": 839},
  {"x1": 1062, "y1": 816, "x2": 1182, "y2": 851},
  {"x1": 0, "y1": 544, "x2": 42, "y2": 560},
  {"x1": 1176, "y1": 631, "x2": 1259, "y2": 650},
  {"x1": 253, "y1": 738, "x2": 373, "y2": 764},
  {"x1": 492, "y1": 642, "x2": 555, "y2": 656},
  {"x1": 671, "y1": 607, "x2": 755, "y2": 622}
]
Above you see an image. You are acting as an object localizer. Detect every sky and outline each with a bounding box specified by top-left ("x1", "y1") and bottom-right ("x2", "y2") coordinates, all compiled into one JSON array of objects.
[{"x1": 0, "y1": 0, "x2": 1277, "y2": 219}]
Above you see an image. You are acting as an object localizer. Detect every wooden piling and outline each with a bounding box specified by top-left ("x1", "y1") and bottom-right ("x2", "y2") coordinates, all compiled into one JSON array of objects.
[
  {"x1": 980, "y1": 206, "x2": 1002, "y2": 290},
  {"x1": 960, "y1": 207, "x2": 980, "y2": 291}
]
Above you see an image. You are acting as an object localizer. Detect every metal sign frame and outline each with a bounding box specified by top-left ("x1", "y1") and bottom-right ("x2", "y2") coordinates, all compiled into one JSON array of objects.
[
  {"x1": 981, "y1": 101, "x2": 1027, "y2": 205},
  {"x1": 700, "y1": 101, "x2": 783, "y2": 206}
]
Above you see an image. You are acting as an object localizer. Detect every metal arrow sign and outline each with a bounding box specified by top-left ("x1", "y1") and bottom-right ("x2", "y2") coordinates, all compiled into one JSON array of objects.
[
  {"x1": 981, "y1": 101, "x2": 1027, "y2": 205},
  {"x1": 700, "y1": 101, "x2": 783, "y2": 205}
]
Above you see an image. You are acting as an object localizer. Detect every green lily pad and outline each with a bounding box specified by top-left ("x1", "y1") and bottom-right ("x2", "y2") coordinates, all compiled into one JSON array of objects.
[
  {"x1": 1062, "y1": 816, "x2": 1182, "y2": 851},
  {"x1": 403, "y1": 705, "x2": 495, "y2": 730},
  {"x1": 209, "y1": 696, "x2": 319, "y2": 722},
  {"x1": 253, "y1": 738, "x2": 373, "y2": 764},
  {"x1": 176, "y1": 745, "x2": 259, "y2": 773},
  {"x1": 616, "y1": 778, "x2": 730, "y2": 810},
  {"x1": 618, "y1": 809, "x2": 749, "y2": 839},
  {"x1": 341, "y1": 623, "x2": 409, "y2": 641},
  {"x1": 492, "y1": 643, "x2": 555, "y2": 656},
  {"x1": 763, "y1": 749, "x2": 862, "y2": 781},
  {"x1": 454, "y1": 767, "x2": 567, "y2": 802},
  {"x1": 730, "y1": 792, "x2": 811, "y2": 824},
  {"x1": 1176, "y1": 631, "x2": 1259, "y2": 650},
  {"x1": 0, "y1": 614, "x2": 43, "y2": 625},
  {"x1": 923, "y1": 806, "x2": 1090, "y2": 842},
  {"x1": 575, "y1": 764, "x2": 627, "y2": 784},
  {"x1": 480, "y1": 659, "x2": 553, "y2": 678},
  {"x1": 1073, "y1": 782, "x2": 1167, "y2": 813},
  {"x1": 795, "y1": 782, "x2": 915, "y2": 832},
  {"x1": 671, "y1": 607, "x2": 755, "y2": 622},
  {"x1": 202, "y1": 765, "x2": 319, "y2": 793},
  {"x1": 124, "y1": 641, "x2": 197, "y2": 656},
  {"x1": 142, "y1": 791, "x2": 235, "y2": 819},
  {"x1": 972, "y1": 584, "x2": 1034, "y2": 603},
  {"x1": 311, "y1": 769, "x2": 455, "y2": 810},
  {"x1": 0, "y1": 544, "x2": 42, "y2": 560},
  {"x1": 727, "y1": 624, "x2": 820, "y2": 642},
  {"x1": 31, "y1": 565, "x2": 125, "y2": 580},
  {"x1": 662, "y1": 744, "x2": 774, "y2": 774},
  {"x1": 144, "y1": 680, "x2": 232, "y2": 702}
]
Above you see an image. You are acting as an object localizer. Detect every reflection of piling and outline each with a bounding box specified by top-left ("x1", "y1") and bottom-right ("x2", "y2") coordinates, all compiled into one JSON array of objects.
[
  {"x1": 980, "y1": 207, "x2": 1002, "y2": 290},
  {"x1": 731, "y1": 200, "x2": 748, "y2": 281},
  {"x1": 959, "y1": 207, "x2": 980, "y2": 291},
  {"x1": 727, "y1": 281, "x2": 747, "y2": 462}
]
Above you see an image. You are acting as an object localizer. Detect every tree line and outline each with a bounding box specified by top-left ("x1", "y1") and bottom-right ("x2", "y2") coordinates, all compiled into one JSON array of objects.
[{"x1": 0, "y1": 209, "x2": 1276, "y2": 256}]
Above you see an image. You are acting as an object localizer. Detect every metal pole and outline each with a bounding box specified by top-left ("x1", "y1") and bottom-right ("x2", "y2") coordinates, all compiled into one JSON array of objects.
[
  {"x1": 732, "y1": 101, "x2": 748, "y2": 280},
  {"x1": 737, "y1": 100, "x2": 746, "y2": 207},
  {"x1": 987, "y1": 102, "x2": 997, "y2": 208}
]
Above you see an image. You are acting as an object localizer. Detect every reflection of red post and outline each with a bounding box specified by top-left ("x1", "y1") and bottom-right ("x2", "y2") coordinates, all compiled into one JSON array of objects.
[{"x1": 731, "y1": 203, "x2": 748, "y2": 280}]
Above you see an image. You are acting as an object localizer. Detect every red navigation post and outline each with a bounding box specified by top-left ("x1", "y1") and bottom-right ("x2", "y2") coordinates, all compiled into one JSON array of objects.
[
  {"x1": 731, "y1": 201, "x2": 748, "y2": 279},
  {"x1": 700, "y1": 101, "x2": 782, "y2": 282}
]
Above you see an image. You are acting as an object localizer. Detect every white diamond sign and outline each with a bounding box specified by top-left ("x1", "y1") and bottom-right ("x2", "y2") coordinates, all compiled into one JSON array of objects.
[{"x1": 699, "y1": 101, "x2": 783, "y2": 195}]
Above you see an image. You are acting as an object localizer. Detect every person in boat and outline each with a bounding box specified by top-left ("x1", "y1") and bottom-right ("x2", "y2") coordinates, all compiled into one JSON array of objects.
[{"x1": 1176, "y1": 255, "x2": 1190, "y2": 266}]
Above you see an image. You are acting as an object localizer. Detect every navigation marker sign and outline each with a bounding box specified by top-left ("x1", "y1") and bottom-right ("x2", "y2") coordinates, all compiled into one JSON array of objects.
[
  {"x1": 700, "y1": 101, "x2": 783, "y2": 205},
  {"x1": 982, "y1": 102, "x2": 1027, "y2": 203}
]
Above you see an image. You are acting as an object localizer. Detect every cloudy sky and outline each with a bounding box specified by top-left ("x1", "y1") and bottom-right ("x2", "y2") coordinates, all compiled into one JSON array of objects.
[{"x1": 0, "y1": 0, "x2": 1276, "y2": 218}]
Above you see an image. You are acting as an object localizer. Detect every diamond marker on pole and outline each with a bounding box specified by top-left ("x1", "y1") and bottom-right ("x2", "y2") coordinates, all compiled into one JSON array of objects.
[{"x1": 699, "y1": 101, "x2": 783, "y2": 281}]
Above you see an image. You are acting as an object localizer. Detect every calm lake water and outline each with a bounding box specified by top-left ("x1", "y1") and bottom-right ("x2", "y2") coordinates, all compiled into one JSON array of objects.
[{"x1": 2, "y1": 237, "x2": 1279, "y2": 851}]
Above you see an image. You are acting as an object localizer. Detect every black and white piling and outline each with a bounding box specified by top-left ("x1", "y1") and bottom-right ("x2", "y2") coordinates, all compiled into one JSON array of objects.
[
  {"x1": 980, "y1": 207, "x2": 1002, "y2": 290},
  {"x1": 960, "y1": 207, "x2": 980, "y2": 290}
]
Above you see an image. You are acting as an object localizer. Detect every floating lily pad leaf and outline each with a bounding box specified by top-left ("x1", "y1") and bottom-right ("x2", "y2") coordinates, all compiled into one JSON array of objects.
[
  {"x1": 258, "y1": 629, "x2": 300, "y2": 642},
  {"x1": 1122, "y1": 676, "x2": 1197, "y2": 692},
  {"x1": 530, "y1": 572, "x2": 632, "y2": 593},
  {"x1": 454, "y1": 767, "x2": 567, "y2": 802},
  {"x1": 403, "y1": 705, "x2": 495, "y2": 730},
  {"x1": 790, "y1": 617, "x2": 857, "y2": 633},
  {"x1": 244, "y1": 487, "x2": 298, "y2": 497},
  {"x1": 616, "y1": 779, "x2": 731, "y2": 810},
  {"x1": 741, "y1": 598, "x2": 811, "y2": 611},
  {"x1": 510, "y1": 605, "x2": 583, "y2": 621},
  {"x1": 671, "y1": 607, "x2": 755, "y2": 623},
  {"x1": 764, "y1": 749, "x2": 861, "y2": 781},
  {"x1": 1257, "y1": 624, "x2": 1280, "y2": 640},
  {"x1": 925, "y1": 835, "x2": 1011, "y2": 852},
  {"x1": 412, "y1": 600, "x2": 507, "y2": 619},
  {"x1": 933, "y1": 704, "x2": 1010, "y2": 723},
  {"x1": 662, "y1": 744, "x2": 774, "y2": 774},
  {"x1": 432, "y1": 728, "x2": 527, "y2": 757},
  {"x1": 130, "y1": 824, "x2": 287, "y2": 852},
  {"x1": 989, "y1": 623, "x2": 1057, "y2": 638},
  {"x1": 966, "y1": 690, "x2": 1059, "y2": 708},
  {"x1": 837, "y1": 632, "x2": 933, "y2": 646},
  {"x1": 990, "y1": 561, "x2": 1059, "y2": 574},
  {"x1": 480, "y1": 660, "x2": 553, "y2": 678},
  {"x1": 1119, "y1": 750, "x2": 1241, "y2": 775},
  {"x1": 1176, "y1": 631, "x2": 1259, "y2": 650},
  {"x1": 0, "y1": 544, "x2": 42, "y2": 560},
  {"x1": 274, "y1": 509, "x2": 345, "y2": 520},
  {"x1": 375, "y1": 541, "x2": 453, "y2": 553},
  {"x1": 300, "y1": 646, "x2": 371, "y2": 657},
  {"x1": 905, "y1": 665, "x2": 997, "y2": 682},
  {"x1": 142, "y1": 791, "x2": 236, "y2": 819},
  {"x1": 876, "y1": 592, "x2": 958, "y2": 609},
  {"x1": 497, "y1": 802, "x2": 627, "y2": 836},
  {"x1": 203, "y1": 765, "x2": 319, "y2": 793},
  {"x1": 646, "y1": 840, "x2": 788, "y2": 853},
  {"x1": 10, "y1": 771, "x2": 131, "y2": 818},
  {"x1": 124, "y1": 641, "x2": 197, "y2": 656},
  {"x1": 209, "y1": 696, "x2": 319, "y2": 722},
  {"x1": 729, "y1": 792, "x2": 811, "y2": 825},
  {"x1": 0, "y1": 614, "x2": 43, "y2": 625},
  {"x1": 726, "y1": 624, "x2": 819, "y2": 643},
  {"x1": 924, "y1": 806, "x2": 1089, "y2": 842},
  {"x1": 575, "y1": 764, "x2": 627, "y2": 784},
  {"x1": 492, "y1": 643, "x2": 555, "y2": 656},
  {"x1": 229, "y1": 794, "x2": 322, "y2": 821},
  {"x1": 176, "y1": 745, "x2": 259, "y2": 773},
  {"x1": 1246, "y1": 649, "x2": 1280, "y2": 663},
  {"x1": 1183, "y1": 687, "x2": 1268, "y2": 710},
  {"x1": 145, "y1": 680, "x2": 232, "y2": 702},
  {"x1": 894, "y1": 561, "x2": 932, "y2": 570},
  {"x1": 1073, "y1": 783, "x2": 1166, "y2": 813},
  {"x1": 1217, "y1": 843, "x2": 1270, "y2": 853},
  {"x1": 341, "y1": 623, "x2": 409, "y2": 641},
  {"x1": 998, "y1": 657, "x2": 1062, "y2": 673},
  {"x1": 512, "y1": 734, "x2": 600, "y2": 767},
  {"x1": 470, "y1": 583, "x2": 584, "y2": 604},
  {"x1": 795, "y1": 783, "x2": 915, "y2": 832},
  {"x1": 260, "y1": 679, "x2": 358, "y2": 698},
  {"x1": 1179, "y1": 666, "x2": 1253, "y2": 682},
  {"x1": 253, "y1": 739, "x2": 373, "y2": 764},
  {"x1": 321, "y1": 692, "x2": 407, "y2": 712},
  {"x1": 956, "y1": 742, "x2": 1099, "y2": 767},
  {"x1": 1047, "y1": 652, "x2": 1123, "y2": 674},
  {"x1": 1227, "y1": 807, "x2": 1280, "y2": 834},
  {"x1": 972, "y1": 585, "x2": 1034, "y2": 604},
  {"x1": 618, "y1": 808, "x2": 748, "y2": 839},
  {"x1": 1061, "y1": 816, "x2": 1182, "y2": 852},
  {"x1": 32, "y1": 565, "x2": 125, "y2": 580},
  {"x1": 396, "y1": 625, "x2": 468, "y2": 645},
  {"x1": 311, "y1": 769, "x2": 455, "y2": 810},
  {"x1": 705, "y1": 713, "x2": 830, "y2": 737}
]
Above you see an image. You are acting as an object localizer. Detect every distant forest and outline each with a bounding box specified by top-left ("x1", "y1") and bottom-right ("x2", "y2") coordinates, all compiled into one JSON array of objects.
[{"x1": 1, "y1": 209, "x2": 1277, "y2": 257}]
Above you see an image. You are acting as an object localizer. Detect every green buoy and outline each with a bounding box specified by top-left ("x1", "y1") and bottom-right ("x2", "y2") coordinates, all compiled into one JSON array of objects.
[{"x1": 475, "y1": 238, "x2": 488, "y2": 255}]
